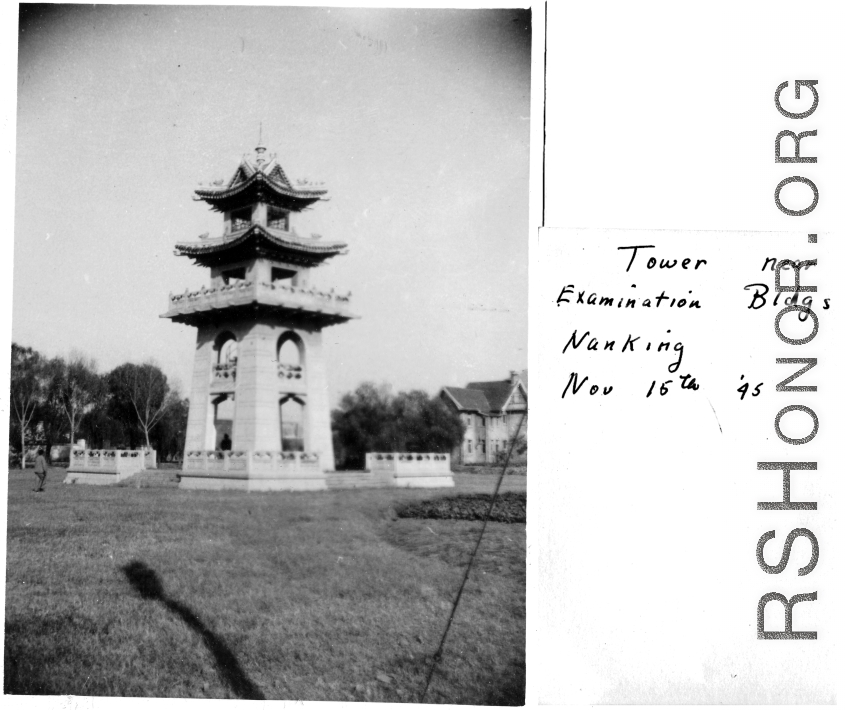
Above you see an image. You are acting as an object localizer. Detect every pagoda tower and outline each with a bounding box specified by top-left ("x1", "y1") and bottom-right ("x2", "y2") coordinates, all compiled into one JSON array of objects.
[{"x1": 163, "y1": 141, "x2": 353, "y2": 490}]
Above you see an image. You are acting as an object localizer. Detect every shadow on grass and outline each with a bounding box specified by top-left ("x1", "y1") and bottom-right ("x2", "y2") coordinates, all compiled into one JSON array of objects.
[
  {"x1": 483, "y1": 659, "x2": 525, "y2": 706},
  {"x1": 4, "y1": 615, "x2": 93, "y2": 695},
  {"x1": 122, "y1": 561, "x2": 265, "y2": 700}
]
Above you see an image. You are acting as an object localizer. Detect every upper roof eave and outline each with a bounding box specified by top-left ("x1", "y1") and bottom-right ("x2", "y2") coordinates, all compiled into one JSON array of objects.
[
  {"x1": 194, "y1": 171, "x2": 327, "y2": 205},
  {"x1": 174, "y1": 224, "x2": 347, "y2": 257}
]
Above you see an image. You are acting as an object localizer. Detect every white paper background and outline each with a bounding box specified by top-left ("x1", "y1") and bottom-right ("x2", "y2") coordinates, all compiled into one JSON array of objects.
[{"x1": 535, "y1": 0, "x2": 845, "y2": 704}]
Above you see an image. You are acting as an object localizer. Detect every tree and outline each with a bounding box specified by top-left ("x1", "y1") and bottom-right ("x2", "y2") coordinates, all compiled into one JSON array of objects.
[
  {"x1": 392, "y1": 390, "x2": 465, "y2": 453},
  {"x1": 9, "y1": 344, "x2": 47, "y2": 467},
  {"x1": 37, "y1": 387, "x2": 69, "y2": 464},
  {"x1": 331, "y1": 383, "x2": 465, "y2": 469},
  {"x1": 331, "y1": 383, "x2": 398, "y2": 469},
  {"x1": 105, "y1": 367, "x2": 142, "y2": 449},
  {"x1": 46, "y1": 352, "x2": 101, "y2": 455},
  {"x1": 79, "y1": 373, "x2": 126, "y2": 449},
  {"x1": 107, "y1": 362, "x2": 174, "y2": 450},
  {"x1": 152, "y1": 392, "x2": 189, "y2": 460}
]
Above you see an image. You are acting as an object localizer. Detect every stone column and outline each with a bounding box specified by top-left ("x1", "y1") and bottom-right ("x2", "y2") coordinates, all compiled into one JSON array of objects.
[
  {"x1": 233, "y1": 321, "x2": 280, "y2": 452},
  {"x1": 302, "y1": 328, "x2": 335, "y2": 471},
  {"x1": 184, "y1": 326, "x2": 215, "y2": 452}
]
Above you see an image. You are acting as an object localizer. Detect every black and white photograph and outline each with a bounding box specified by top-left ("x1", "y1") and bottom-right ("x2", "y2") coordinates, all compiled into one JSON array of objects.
[
  {"x1": 4, "y1": 3, "x2": 532, "y2": 703},
  {"x1": 5, "y1": 1, "x2": 845, "y2": 708}
]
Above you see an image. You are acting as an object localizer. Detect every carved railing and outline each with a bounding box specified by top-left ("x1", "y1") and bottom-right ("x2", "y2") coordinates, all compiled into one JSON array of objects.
[
  {"x1": 184, "y1": 450, "x2": 249, "y2": 472},
  {"x1": 169, "y1": 280, "x2": 254, "y2": 305},
  {"x1": 167, "y1": 281, "x2": 352, "y2": 315},
  {"x1": 265, "y1": 282, "x2": 352, "y2": 304},
  {"x1": 252, "y1": 451, "x2": 319, "y2": 468},
  {"x1": 183, "y1": 449, "x2": 321, "y2": 477},
  {"x1": 213, "y1": 362, "x2": 237, "y2": 382},
  {"x1": 278, "y1": 363, "x2": 303, "y2": 380},
  {"x1": 69, "y1": 449, "x2": 145, "y2": 474},
  {"x1": 365, "y1": 452, "x2": 451, "y2": 476}
]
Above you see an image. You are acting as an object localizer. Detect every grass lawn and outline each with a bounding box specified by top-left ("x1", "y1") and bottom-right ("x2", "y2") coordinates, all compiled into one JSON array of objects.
[{"x1": 4, "y1": 467, "x2": 525, "y2": 703}]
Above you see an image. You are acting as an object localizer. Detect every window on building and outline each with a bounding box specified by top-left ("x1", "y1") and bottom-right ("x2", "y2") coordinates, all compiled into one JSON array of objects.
[{"x1": 466, "y1": 440, "x2": 472, "y2": 453}]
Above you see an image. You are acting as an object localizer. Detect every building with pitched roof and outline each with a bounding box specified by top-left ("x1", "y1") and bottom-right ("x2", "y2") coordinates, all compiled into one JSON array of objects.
[
  {"x1": 440, "y1": 370, "x2": 527, "y2": 464},
  {"x1": 163, "y1": 140, "x2": 354, "y2": 489}
]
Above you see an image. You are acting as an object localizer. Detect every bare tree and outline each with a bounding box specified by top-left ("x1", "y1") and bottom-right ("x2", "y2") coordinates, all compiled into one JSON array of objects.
[
  {"x1": 9, "y1": 344, "x2": 47, "y2": 468},
  {"x1": 108, "y1": 361, "x2": 173, "y2": 450},
  {"x1": 47, "y1": 351, "x2": 101, "y2": 453}
]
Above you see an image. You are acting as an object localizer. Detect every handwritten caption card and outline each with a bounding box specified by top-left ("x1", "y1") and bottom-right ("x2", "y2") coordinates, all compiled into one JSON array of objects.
[{"x1": 534, "y1": 228, "x2": 840, "y2": 704}]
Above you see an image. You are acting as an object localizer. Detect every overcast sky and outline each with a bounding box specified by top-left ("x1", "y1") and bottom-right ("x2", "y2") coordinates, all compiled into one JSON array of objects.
[{"x1": 11, "y1": 4, "x2": 530, "y2": 404}]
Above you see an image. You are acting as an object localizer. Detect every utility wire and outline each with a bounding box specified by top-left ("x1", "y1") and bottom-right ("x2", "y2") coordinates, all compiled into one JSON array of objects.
[{"x1": 419, "y1": 404, "x2": 528, "y2": 703}]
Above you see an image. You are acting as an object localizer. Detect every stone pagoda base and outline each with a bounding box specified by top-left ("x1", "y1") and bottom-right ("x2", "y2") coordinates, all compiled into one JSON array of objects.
[{"x1": 179, "y1": 450, "x2": 327, "y2": 491}]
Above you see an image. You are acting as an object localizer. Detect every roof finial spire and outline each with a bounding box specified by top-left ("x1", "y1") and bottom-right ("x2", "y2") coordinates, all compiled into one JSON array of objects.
[{"x1": 255, "y1": 122, "x2": 267, "y2": 166}]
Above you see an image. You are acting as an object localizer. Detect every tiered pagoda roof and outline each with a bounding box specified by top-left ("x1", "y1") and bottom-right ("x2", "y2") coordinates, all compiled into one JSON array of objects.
[
  {"x1": 164, "y1": 141, "x2": 354, "y2": 328},
  {"x1": 178, "y1": 144, "x2": 346, "y2": 268},
  {"x1": 194, "y1": 149, "x2": 328, "y2": 212},
  {"x1": 174, "y1": 223, "x2": 347, "y2": 268}
]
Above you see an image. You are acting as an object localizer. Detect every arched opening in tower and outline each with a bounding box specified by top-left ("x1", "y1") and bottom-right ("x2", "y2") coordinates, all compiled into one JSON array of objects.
[
  {"x1": 213, "y1": 332, "x2": 238, "y2": 383},
  {"x1": 277, "y1": 332, "x2": 303, "y2": 380},
  {"x1": 218, "y1": 335, "x2": 237, "y2": 364},
  {"x1": 212, "y1": 393, "x2": 235, "y2": 450},
  {"x1": 280, "y1": 395, "x2": 305, "y2": 452}
]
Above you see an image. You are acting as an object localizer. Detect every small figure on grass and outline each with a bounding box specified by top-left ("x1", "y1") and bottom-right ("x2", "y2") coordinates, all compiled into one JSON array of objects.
[{"x1": 33, "y1": 448, "x2": 48, "y2": 492}]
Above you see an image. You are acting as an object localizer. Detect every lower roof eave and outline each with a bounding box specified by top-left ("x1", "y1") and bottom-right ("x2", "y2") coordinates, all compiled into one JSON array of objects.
[{"x1": 161, "y1": 304, "x2": 357, "y2": 328}]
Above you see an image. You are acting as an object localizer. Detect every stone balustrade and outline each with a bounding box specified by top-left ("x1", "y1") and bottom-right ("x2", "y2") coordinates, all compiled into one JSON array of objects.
[
  {"x1": 265, "y1": 282, "x2": 352, "y2": 304},
  {"x1": 65, "y1": 449, "x2": 148, "y2": 485},
  {"x1": 182, "y1": 449, "x2": 321, "y2": 479},
  {"x1": 278, "y1": 363, "x2": 303, "y2": 380},
  {"x1": 165, "y1": 281, "x2": 353, "y2": 323},
  {"x1": 70, "y1": 449, "x2": 143, "y2": 472},
  {"x1": 168, "y1": 279, "x2": 253, "y2": 304},
  {"x1": 168, "y1": 281, "x2": 351, "y2": 308},
  {"x1": 365, "y1": 452, "x2": 454, "y2": 488},
  {"x1": 213, "y1": 362, "x2": 237, "y2": 382}
]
